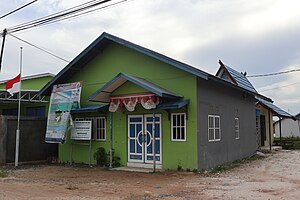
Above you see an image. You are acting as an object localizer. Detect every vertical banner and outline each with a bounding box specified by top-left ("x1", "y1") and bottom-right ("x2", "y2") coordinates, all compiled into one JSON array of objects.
[{"x1": 45, "y1": 81, "x2": 82, "y2": 143}]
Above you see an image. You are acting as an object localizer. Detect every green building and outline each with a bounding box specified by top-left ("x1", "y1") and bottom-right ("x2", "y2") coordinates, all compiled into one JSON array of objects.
[
  {"x1": 0, "y1": 73, "x2": 54, "y2": 116},
  {"x1": 39, "y1": 33, "x2": 261, "y2": 170}
]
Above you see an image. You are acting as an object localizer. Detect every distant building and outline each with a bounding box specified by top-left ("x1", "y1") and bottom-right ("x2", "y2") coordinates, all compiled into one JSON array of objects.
[{"x1": 274, "y1": 113, "x2": 300, "y2": 138}]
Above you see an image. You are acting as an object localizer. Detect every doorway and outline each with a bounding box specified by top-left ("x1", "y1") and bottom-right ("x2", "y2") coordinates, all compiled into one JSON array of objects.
[{"x1": 127, "y1": 114, "x2": 162, "y2": 167}]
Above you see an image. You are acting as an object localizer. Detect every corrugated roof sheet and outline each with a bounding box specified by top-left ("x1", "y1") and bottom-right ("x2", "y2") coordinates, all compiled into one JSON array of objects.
[
  {"x1": 224, "y1": 65, "x2": 257, "y2": 93},
  {"x1": 158, "y1": 99, "x2": 189, "y2": 110},
  {"x1": 71, "y1": 104, "x2": 108, "y2": 114},
  {"x1": 256, "y1": 96, "x2": 294, "y2": 118}
]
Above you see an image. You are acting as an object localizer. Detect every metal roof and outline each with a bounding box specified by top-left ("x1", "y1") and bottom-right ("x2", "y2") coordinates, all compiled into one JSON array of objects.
[
  {"x1": 38, "y1": 32, "x2": 208, "y2": 96},
  {"x1": 71, "y1": 104, "x2": 108, "y2": 114},
  {"x1": 157, "y1": 99, "x2": 189, "y2": 110},
  {"x1": 216, "y1": 61, "x2": 257, "y2": 93},
  {"x1": 0, "y1": 73, "x2": 55, "y2": 84},
  {"x1": 88, "y1": 73, "x2": 181, "y2": 102},
  {"x1": 0, "y1": 89, "x2": 48, "y2": 103},
  {"x1": 256, "y1": 96, "x2": 295, "y2": 119}
]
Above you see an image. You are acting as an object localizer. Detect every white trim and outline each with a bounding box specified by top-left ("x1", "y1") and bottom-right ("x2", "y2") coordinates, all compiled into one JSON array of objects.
[
  {"x1": 95, "y1": 117, "x2": 106, "y2": 141},
  {"x1": 208, "y1": 115, "x2": 221, "y2": 142},
  {"x1": 144, "y1": 114, "x2": 162, "y2": 164},
  {"x1": 128, "y1": 115, "x2": 144, "y2": 163},
  {"x1": 234, "y1": 117, "x2": 240, "y2": 140},
  {"x1": 127, "y1": 114, "x2": 162, "y2": 166},
  {"x1": 171, "y1": 113, "x2": 187, "y2": 142},
  {"x1": 75, "y1": 117, "x2": 106, "y2": 141}
]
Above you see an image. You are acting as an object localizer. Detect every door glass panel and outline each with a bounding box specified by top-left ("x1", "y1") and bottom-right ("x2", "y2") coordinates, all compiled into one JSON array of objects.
[
  {"x1": 130, "y1": 124, "x2": 135, "y2": 137},
  {"x1": 130, "y1": 139, "x2": 135, "y2": 153}
]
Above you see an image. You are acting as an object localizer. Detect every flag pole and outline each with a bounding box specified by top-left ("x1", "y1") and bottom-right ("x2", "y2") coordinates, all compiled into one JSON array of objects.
[{"x1": 15, "y1": 47, "x2": 22, "y2": 167}]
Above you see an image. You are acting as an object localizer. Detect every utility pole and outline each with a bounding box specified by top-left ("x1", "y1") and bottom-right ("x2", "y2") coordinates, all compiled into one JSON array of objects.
[{"x1": 0, "y1": 29, "x2": 7, "y2": 71}]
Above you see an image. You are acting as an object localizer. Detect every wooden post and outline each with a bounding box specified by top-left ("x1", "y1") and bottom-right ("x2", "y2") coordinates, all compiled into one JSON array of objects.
[
  {"x1": 279, "y1": 117, "x2": 282, "y2": 144},
  {"x1": 268, "y1": 110, "x2": 272, "y2": 151}
]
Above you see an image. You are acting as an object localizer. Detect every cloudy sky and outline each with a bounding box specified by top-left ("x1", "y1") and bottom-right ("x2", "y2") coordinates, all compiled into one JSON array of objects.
[{"x1": 1, "y1": 0, "x2": 300, "y2": 114}]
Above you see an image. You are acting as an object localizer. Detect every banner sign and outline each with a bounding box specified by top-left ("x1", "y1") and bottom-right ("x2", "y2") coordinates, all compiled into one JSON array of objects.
[
  {"x1": 71, "y1": 121, "x2": 92, "y2": 140},
  {"x1": 45, "y1": 81, "x2": 82, "y2": 143}
]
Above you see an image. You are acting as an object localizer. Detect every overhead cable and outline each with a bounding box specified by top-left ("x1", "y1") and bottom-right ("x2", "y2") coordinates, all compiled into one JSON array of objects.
[
  {"x1": 9, "y1": 33, "x2": 70, "y2": 63},
  {"x1": 0, "y1": 0, "x2": 131, "y2": 36},
  {"x1": 247, "y1": 68, "x2": 300, "y2": 78}
]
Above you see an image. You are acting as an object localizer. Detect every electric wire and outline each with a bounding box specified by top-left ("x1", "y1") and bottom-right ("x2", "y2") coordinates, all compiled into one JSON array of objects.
[
  {"x1": 258, "y1": 81, "x2": 300, "y2": 92},
  {"x1": 9, "y1": 33, "x2": 70, "y2": 63},
  {"x1": 0, "y1": 0, "x2": 132, "y2": 36},
  {"x1": 7, "y1": 0, "x2": 112, "y2": 33},
  {"x1": 247, "y1": 68, "x2": 300, "y2": 78},
  {"x1": 0, "y1": 0, "x2": 38, "y2": 20}
]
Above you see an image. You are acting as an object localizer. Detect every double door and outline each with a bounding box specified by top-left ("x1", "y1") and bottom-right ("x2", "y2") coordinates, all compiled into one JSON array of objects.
[{"x1": 128, "y1": 114, "x2": 161, "y2": 164}]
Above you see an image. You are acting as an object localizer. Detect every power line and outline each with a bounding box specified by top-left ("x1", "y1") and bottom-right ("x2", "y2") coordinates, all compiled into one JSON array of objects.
[
  {"x1": 0, "y1": 0, "x2": 38, "y2": 20},
  {"x1": 258, "y1": 81, "x2": 300, "y2": 92},
  {"x1": 247, "y1": 68, "x2": 300, "y2": 78},
  {"x1": 0, "y1": 0, "x2": 131, "y2": 36},
  {"x1": 9, "y1": 33, "x2": 70, "y2": 63}
]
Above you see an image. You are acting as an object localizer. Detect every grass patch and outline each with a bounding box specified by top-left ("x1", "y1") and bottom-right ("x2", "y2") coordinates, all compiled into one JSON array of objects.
[
  {"x1": 203, "y1": 154, "x2": 264, "y2": 174},
  {"x1": 274, "y1": 137, "x2": 300, "y2": 150},
  {"x1": 0, "y1": 168, "x2": 7, "y2": 178}
]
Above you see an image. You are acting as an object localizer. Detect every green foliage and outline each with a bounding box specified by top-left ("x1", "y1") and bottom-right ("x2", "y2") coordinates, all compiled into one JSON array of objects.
[
  {"x1": 274, "y1": 137, "x2": 300, "y2": 150},
  {"x1": 206, "y1": 154, "x2": 264, "y2": 174},
  {"x1": 109, "y1": 149, "x2": 121, "y2": 168},
  {"x1": 94, "y1": 147, "x2": 108, "y2": 167},
  {"x1": 192, "y1": 169, "x2": 198, "y2": 173},
  {"x1": 177, "y1": 165, "x2": 183, "y2": 171},
  {"x1": 94, "y1": 147, "x2": 121, "y2": 167},
  {"x1": 0, "y1": 168, "x2": 7, "y2": 178}
]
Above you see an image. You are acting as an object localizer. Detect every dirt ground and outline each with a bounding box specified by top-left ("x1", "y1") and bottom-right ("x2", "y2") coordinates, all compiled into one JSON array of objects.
[{"x1": 1, "y1": 150, "x2": 300, "y2": 200}]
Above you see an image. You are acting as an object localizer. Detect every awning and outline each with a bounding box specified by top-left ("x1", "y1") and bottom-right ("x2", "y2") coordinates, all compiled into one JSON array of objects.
[
  {"x1": 71, "y1": 104, "x2": 108, "y2": 114},
  {"x1": 0, "y1": 89, "x2": 48, "y2": 103},
  {"x1": 256, "y1": 97, "x2": 295, "y2": 119},
  {"x1": 158, "y1": 99, "x2": 189, "y2": 110},
  {"x1": 88, "y1": 73, "x2": 181, "y2": 103}
]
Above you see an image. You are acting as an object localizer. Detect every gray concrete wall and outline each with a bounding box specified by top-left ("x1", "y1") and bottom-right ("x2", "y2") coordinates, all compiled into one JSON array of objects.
[
  {"x1": 197, "y1": 78, "x2": 257, "y2": 169},
  {"x1": 0, "y1": 116, "x2": 57, "y2": 164},
  {"x1": 0, "y1": 115, "x2": 7, "y2": 164}
]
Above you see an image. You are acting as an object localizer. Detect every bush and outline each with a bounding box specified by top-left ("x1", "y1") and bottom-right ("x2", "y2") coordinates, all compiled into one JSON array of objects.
[
  {"x1": 94, "y1": 147, "x2": 108, "y2": 167},
  {"x1": 94, "y1": 147, "x2": 121, "y2": 167},
  {"x1": 0, "y1": 169, "x2": 7, "y2": 178}
]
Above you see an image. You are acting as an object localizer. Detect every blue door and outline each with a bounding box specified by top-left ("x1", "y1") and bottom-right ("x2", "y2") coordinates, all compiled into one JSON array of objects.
[{"x1": 128, "y1": 114, "x2": 161, "y2": 164}]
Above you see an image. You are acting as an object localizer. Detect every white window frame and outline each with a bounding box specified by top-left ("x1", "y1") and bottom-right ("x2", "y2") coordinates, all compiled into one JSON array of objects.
[
  {"x1": 234, "y1": 117, "x2": 239, "y2": 139},
  {"x1": 96, "y1": 117, "x2": 106, "y2": 141},
  {"x1": 75, "y1": 117, "x2": 106, "y2": 141},
  {"x1": 171, "y1": 113, "x2": 186, "y2": 141},
  {"x1": 208, "y1": 115, "x2": 221, "y2": 142}
]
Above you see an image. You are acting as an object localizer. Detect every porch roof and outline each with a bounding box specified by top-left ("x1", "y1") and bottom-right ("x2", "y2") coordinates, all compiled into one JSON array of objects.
[
  {"x1": 256, "y1": 96, "x2": 295, "y2": 119},
  {"x1": 71, "y1": 104, "x2": 108, "y2": 114},
  {"x1": 158, "y1": 99, "x2": 189, "y2": 110},
  {"x1": 88, "y1": 73, "x2": 182, "y2": 103}
]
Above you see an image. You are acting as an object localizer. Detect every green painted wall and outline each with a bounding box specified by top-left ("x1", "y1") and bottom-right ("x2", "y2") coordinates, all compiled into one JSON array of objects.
[
  {"x1": 0, "y1": 75, "x2": 53, "y2": 116},
  {"x1": 59, "y1": 43, "x2": 198, "y2": 170}
]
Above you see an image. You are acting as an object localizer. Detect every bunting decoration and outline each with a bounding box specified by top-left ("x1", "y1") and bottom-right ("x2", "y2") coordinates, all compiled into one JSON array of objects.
[{"x1": 109, "y1": 93, "x2": 160, "y2": 112}]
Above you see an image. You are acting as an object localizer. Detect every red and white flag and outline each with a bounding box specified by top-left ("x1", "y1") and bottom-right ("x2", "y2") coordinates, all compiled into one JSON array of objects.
[{"x1": 5, "y1": 74, "x2": 21, "y2": 96}]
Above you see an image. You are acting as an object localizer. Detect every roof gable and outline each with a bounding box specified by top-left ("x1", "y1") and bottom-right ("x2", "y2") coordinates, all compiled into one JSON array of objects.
[
  {"x1": 88, "y1": 73, "x2": 181, "y2": 102},
  {"x1": 39, "y1": 32, "x2": 208, "y2": 96},
  {"x1": 216, "y1": 60, "x2": 257, "y2": 93}
]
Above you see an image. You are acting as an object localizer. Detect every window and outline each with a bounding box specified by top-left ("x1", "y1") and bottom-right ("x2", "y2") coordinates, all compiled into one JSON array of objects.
[
  {"x1": 235, "y1": 117, "x2": 239, "y2": 139},
  {"x1": 171, "y1": 113, "x2": 186, "y2": 141},
  {"x1": 75, "y1": 117, "x2": 106, "y2": 140},
  {"x1": 27, "y1": 106, "x2": 45, "y2": 117},
  {"x1": 208, "y1": 115, "x2": 221, "y2": 142},
  {"x1": 96, "y1": 117, "x2": 106, "y2": 141}
]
